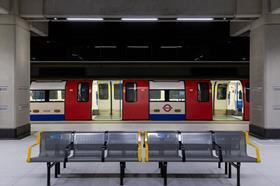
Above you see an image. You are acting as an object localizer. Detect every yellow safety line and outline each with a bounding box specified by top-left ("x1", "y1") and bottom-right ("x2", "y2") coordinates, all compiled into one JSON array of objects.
[
  {"x1": 244, "y1": 131, "x2": 261, "y2": 163},
  {"x1": 144, "y1": 131, "x2": 149, "y2": 162},
  {"x1": 137, "y1": 131, "x2": 142, "y2": 162},
  {"x1": 26, "y1": 131, "x2": 42, "y2": 162}
]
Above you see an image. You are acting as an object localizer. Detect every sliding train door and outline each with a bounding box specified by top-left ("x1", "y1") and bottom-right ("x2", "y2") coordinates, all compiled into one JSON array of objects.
[
  {"x1": 122, "y1": 80, "x2": 149, "y2": 120},
  {"x1": 186, "y1": 80, "x2": 212, "y2": 120},
  {"x1": 242, "y1": 80, "x2": 250, "y2": 121},
  {"x1": 65, "y1": 80, "x2": 92, "y2": 120}
]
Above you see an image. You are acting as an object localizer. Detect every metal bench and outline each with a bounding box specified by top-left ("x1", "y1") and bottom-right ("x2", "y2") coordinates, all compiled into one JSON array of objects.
[
  {"x1": 181, "y1": 132, "x2": 222, "y2": 162},
  {"x1": 27, "y1": 131, "x2": 73, "y2": 186},
  {"x1": 144, "y1": 131, "x2": 183, "y2": 185},
  {"x1": 67, "y1": 132, "x2": 106, "y2": 162},
  {"x1": 213, "y1": 131, "x2": 261, "y2": 186},
  {"x1": 105, "y1": 131, "x2": 142, "y2": 185}
]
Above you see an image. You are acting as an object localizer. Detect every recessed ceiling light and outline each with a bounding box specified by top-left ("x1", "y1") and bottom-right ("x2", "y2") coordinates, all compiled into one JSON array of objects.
[
  {"x1": 121, "y1": 18, "x2": 158, "y2": 22},
  {"x1": 67, "y1": 18, "x2": 104, "y2": 21},
  {"x1": 176, "y1": 18, "x2": 214, "y2": 21}
]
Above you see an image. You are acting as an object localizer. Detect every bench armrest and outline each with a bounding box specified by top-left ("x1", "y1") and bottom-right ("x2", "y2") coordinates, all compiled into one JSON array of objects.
[
  {"x1": 64, "y1": 142, "x2": 74, "y2": 162},
  {"x1": 213, "y1": 142, "x2": 223, "y2": 162},
  {"x1": 138, "y1": 131, "x2": 143, "y2": 162},
  {"x1": 245, "y1": 131, "x2": 261, "y2": 163},
  {"x1": 26, "y1": 132, "x2": 41, "y2": 162},
  {"x1": 144, "y1": 131, "x2": 149, "y2": 162}
]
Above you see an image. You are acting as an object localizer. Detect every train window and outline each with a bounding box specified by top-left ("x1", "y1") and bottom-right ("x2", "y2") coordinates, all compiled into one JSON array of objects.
[
  {"x1": 246, "y1": 83, "x2": 250, "y2": 102},
  {"x1": 61, "y1": 91, "x2": 65, "y2": 100},
  {"x1": 217, "y1": 84, "x2": 227, "y2": 100},
  {"x1": 31, "y1": 90, "x2": 45, "y2": 102},
  {"x1": 197, "y1": 83, "x2": 209, "y2": 102},
  {"x1": 238, "y1": 90, "x2": 242, "y2": 100},
  {"x1": 150, "y1": 90, "x2": 165, "y2": 102},
  {"x1": 98, "y1": 84, "x2": 109, "y2": 100},
  {"x1": 169, "y1": 90, "x2": 185, "y2": 102},
  {"x1": 125, "y1": 82, "x2": 137, "y2": 102},
  {"x1": 49, "y1": 90, "x2": 65, "y2": 102},
  {"x1": 77, "y1": 83, "x2": 89, "y2": 102},
  {"x1": 114, "y1": 84, "x2": 122, "y2": 100}
]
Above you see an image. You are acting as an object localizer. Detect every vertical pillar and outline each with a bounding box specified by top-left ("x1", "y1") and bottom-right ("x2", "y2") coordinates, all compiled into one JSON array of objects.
[
  {"x1": 250, "y1": 15, "x2": 280, "y2": 138},
  {"x1": 0, "y1": 15, "x2": 30, "y2": 138}
]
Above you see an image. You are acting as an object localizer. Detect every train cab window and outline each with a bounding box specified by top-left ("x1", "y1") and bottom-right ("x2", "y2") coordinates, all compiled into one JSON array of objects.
[
  {"x1": 31, "y1": 90, "x2": 45, "y2": 102},
  {"x1": 217, "y1": 84, "x2": 227, "y2": 100},
  {"x1": 169, "y1": 90, "x2": 185, "y2": 102},
  {"x1": 125, "y1": 82, "x2": 137, "y2": 102},
  {"x1": 114, "y1": 84, "x2": 122, "y2": 100},
  {"x1": 77, "y1": 83, "x2": 89, "y2": 102},
  {"x1": 150, "y1": 90, "x2": 165, "y2": 102},
  {"x1": 197, "y1": 83, "x2": 209, "y2": 102},
  {"x1": 49, "y1": 90, "x2": 65, "y2": 102},
  {"x1": 98, "y1": 84, "x2": 109, "y2": 100},
  {"x1": 246, "y1": 83, "x2": 250, "y2": 102}
]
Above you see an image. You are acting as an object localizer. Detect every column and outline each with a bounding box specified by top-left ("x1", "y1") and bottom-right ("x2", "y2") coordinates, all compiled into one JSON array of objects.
[
  {"x1": 250, "y1": 15, "x2": 280, "y2": 138},
  {"x1": 0, "y1": 15, "x2": 30, "y2": 138}
]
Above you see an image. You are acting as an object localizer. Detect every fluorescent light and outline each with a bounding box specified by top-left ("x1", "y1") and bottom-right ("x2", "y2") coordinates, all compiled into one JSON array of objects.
[
  {"x1": 95, "y1": 46, "x2": 117, "y2": 49},
  {"x1": 161, "y1": 46, "x2": 182, "y2": 49},
  {"x1": 67, "y1": 18, "x2": 104, "y2": 21},
  {"x1": 121, "y1": 18, "x2": 158, "y2": 22},
  {"x1": 177, "y1": 18, "x2": 214, "y2": 21},
  {"x1": 127, "y1": 46, "x2": 149, "y2": 49}
]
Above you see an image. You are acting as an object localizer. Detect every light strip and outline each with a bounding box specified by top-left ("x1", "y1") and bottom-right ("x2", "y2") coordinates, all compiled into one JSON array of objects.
[
  {"x1": 177, "y1": 18, "x2": 214, "y2": 21},
  {"x1": 67, "y1": 18, "x2": 104, "y2": 21},
  {"x1": 121, "y1": 18, "x2": 158, "y2": 22}
]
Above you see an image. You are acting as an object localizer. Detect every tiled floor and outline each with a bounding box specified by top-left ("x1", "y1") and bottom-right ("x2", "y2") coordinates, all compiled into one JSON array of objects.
[{"x1": 0, "y1": 133, "x2": 279, "y2": 186}]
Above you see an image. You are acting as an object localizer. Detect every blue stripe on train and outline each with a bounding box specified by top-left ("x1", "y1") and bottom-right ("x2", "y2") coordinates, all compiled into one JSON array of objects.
[
  {"x1": 30, "y1": 114, "x2": 65, "y2": 121},
  {"x1": 149, "y1": 114, "x2": 185, "y2": 120}
]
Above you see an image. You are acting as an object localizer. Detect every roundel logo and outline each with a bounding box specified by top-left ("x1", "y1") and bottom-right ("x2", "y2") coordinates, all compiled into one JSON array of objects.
[{"x1": 163, "y1": 104, "x2": 173, "y2": 112}]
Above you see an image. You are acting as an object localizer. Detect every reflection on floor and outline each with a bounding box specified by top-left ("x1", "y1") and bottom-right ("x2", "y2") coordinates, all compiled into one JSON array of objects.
[
  {"x1": 1, "y1": 133, "x2": 279, "y2": 186},
  {"x1": 93, "y1": 115, "x2": 122, "y2": 121},
  {"x1": 213, "y1": 115, "x2": 243, "y2": 121}
]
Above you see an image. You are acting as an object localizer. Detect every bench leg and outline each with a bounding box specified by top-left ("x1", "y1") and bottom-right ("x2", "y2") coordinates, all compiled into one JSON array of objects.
[
  {"x1": 54, "y1": 163, "x2": 58, "y2": 178},
  {"x1": 237, "y1": 163, "x2": 241, "y2": 186},
  {"x1": 57, "y1": 163, "x2": 60, "y2": 175},
  {"x1": 225, "y1": 162, "x2": 228, "y2": 175},
  {"x1": 229, "y1": 163, "x2": 232, "y2": 178},
  {"x1": 47, "y1": 162, "x2": 51, "y2": 186},
  {"x1": 163, "y1": 162, "x2": 167, "y2": 186},
  {"x1": 120, "y1": 162, "x2": 125, "y2": 186}
]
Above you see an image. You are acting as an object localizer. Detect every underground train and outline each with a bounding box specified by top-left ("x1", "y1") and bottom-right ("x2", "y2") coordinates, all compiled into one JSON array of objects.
[{"x1": 30, "y1": 80, "x2": 250, "y2": 121}]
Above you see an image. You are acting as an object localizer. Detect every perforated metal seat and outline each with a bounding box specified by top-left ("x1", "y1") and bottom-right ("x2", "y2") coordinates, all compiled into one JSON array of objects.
[
  {"x1": 181, "y1": 132, "x2": 220, "y2": 162},
  {"x1": 213, "y1": 131, "x2": 257, "y2": 163},
  {"x1": 30, "y1": 131, "x2": 73, "y2": 162},
  {"x1": 105, "y1": 132, "x2": 140, "y2": 162},
  {"x1": 146, "y1": 132, "x2": 182, "y2": 162},
  {"x1": 68, "y1": 132, "x2": 106, "y2": 162}
]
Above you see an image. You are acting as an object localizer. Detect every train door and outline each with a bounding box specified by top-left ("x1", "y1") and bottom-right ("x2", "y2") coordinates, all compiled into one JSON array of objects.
[
  {"x1": 185, "y1": 80, "x2": 212, "y2": 120},
  {"x1": 242, "y1": 80, "x2": 250, "y2": 121},
  {"x1": 123, "y1": 80, "x2": 149, "y2": 120},
  {"x1": 92, "y1": 80, "x2": 122, "y2": 120},
  {"x1": 65, "y1": 80, "x2": 92, "y2": 120},
  {"x1": 212, "y1": 81, "x2": 228, "y2": 120}
]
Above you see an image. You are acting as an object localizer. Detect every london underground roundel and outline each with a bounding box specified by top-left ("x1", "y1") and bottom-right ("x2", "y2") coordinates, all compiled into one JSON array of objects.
[{"x1": 163, "y1": 104, "x2": 173, "y2": 112}]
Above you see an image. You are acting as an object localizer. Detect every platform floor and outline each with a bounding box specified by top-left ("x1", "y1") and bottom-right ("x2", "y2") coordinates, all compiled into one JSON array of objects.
[
  {"x1": 31, "y1": 120, "x2": 249, "y2": 132},
  {"x1": 0, "y1": 132, "x2": 279, "y2": 186}
]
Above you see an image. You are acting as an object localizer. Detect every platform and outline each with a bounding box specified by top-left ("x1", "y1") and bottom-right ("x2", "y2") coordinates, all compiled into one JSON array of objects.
[
  {"x1": 31, "y1": 120, "x2": 249, "y2": 132},
  {"x1": 0, "y1": 132, "x2": 279, "y2": 186}
]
